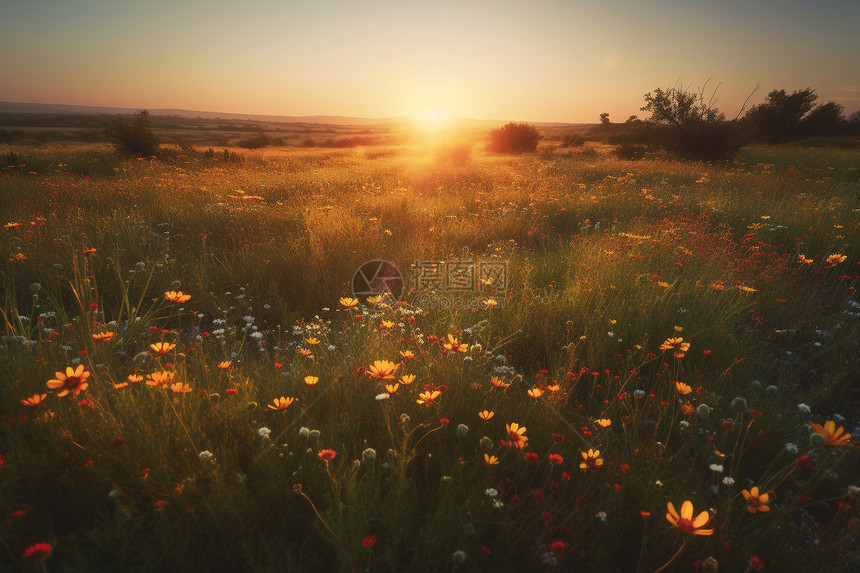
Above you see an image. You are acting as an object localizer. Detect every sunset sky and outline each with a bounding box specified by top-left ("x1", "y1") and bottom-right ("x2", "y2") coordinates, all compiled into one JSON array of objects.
[{"x1": 2, "y1": 0, "x2": 858, "y2": 123}]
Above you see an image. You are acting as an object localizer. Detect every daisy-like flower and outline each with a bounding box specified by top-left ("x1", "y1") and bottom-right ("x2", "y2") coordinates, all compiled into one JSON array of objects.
[
  {"x1": 21, "y1": 393, "x2": 47, "y2": 407},
  {"x1": 304, "y1": 376, "x2": 319, "y2": 386},
  {"x1": 490, "y1": 376, "x2": 510, "y2": 388},
  {"x1": 660, "y1": 337, "x2": 690, "y2": 353},
  {"x1": 146, "y1": 370, "x2": 175, "y2": 386},
  {"x1": 546, "y1": 383, "x2": 560, "y2": 392},
  {"x1": 299, "y1": 348, "x2": 313, "y2": 357},
  {"x1": 826, "y1": 254, "x2": 847, "y2": 265},
  {"x1": 675, "y1": 382, "x2": 693, "y2": 395},
  {"x1": 268, "y1": 396, "x2": 296, "y2": 411},
  {"x1": 808, "y1": 420, "x2": 852, "y2": 447},
  {"x1": 712, "y1": 282, "x2": 725, "y2": 292},
  {"x1": 528, "y1": 387, "x2": 544, "y2": 398},
  {"x1": 548, "y1": 453, "x2": 564, "y2": 465},
  {"x1": 128, "y1": 374, "x2": 144, "y2": 384},
  {"x1": 505, "y1": 422, "x2": 528, "y2": 449},
  {"x1": 483, "y1": 298, "x2": 499, "y2": 308},
  {"x1": 416, "y1": 390, "x2": 441, "y2": 405},
  {"x1": 304, "y1": 337, "x2": 321, "y2": 346},
  {"x1": 399, "y1": 350, "x2": 415, "y2": 359},
  {"x1": 484, "y1": 453, "x2": 500, "y2": 466},
  {"x1": 21, "y1": 542, "x2": 53, "y2": 565},
  {"x1": 384, "y1": 383, "x2": 399, "y2": 395},
  {"x1": 114, "y1": 382, "x2": 129, "y2": 389},
  {"x1": 479, "y1": 410, "x2": 494, "y2": 421},
  {"x1": 318, "y1": 448, "x2": 336, "y2": 461},
  {"x1": 399, "y1": 374, "x2": 415, "y2": 385},
  {"x1": 164, "y1": 291, "x2": 191, "y2": 303},
  {"x1": 46, "y1": 365, "x2": 90, "y2": 397},
  {"x1": 366, "y1": 295, "x2": 383, "y2": 306},
  {"x1": 442, "y1": 334, "x2": 469, "y2": 353},
  {"x1": 150, "y1": 342, "x2": 176, "y2": 354},
  {"x1": 579, "y1": 449, "x2": 603, "y2": 470},
  {"x1": 741, "y1": 486, "x2": 773, "y2": 513},
  {"x1": 665, "y1": 500, "x2": 713, "y2": 535},
  {"x1": 366, "y1": 360, "x2": 400, "y2": 380},
  {"x1": 216, "y1": 361, "x2": 232, "y2": 370},
  {"x1": 92, "y1": 331, "x2": 115, "y2": 342},
  {"x1": 170, "y1": 382, "x2": 192, "y2": 394},
  {"x1": 798, "y1": 254, "x2": 813, "y2": 264},
  {"x1": 595, "y1": 418, "x2": 611, "y2": 428},
  {"x1": 339, "y1": 297, "x2": 359, "y2": 308},
  {"x1": 379, "y1": 320, "x2": 395, "y2": 329},
  {"x1": 738, "y1": 285, "x2": 758, "y2": 293}
]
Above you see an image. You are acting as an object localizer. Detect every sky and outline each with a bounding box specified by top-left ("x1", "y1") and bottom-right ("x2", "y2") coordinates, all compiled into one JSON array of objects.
[{"x1": 2, "y1": 0, "x2": 859, "y2": 123}]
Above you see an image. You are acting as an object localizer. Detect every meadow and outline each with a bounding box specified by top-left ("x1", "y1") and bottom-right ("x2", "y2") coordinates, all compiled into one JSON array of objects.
[{"x1": 1, "y1": 135, "x2": 858, "y2": 572}]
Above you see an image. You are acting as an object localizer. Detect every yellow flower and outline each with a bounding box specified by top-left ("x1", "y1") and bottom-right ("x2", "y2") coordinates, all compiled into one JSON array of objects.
[
  {"x1": 483, "y1": 298, "x2": 498, "y2": 308},
  {"x1": 798, "y1": 254, "x2": 813, "y2": 264},
  {"x1": 660, "y1": 337, "x2": 690, "y2": 353},
  {"x1": 304, "y1": 376, "x2": 319, "y2": 386},
  {"x1": 742, "y1": 487, "x2": 773, "y2": 514},
  {"x1": 490, "y1": 376, "x2": 509, "y2": 388},
  {"x1": 505, "y1": 422, "x2": 528, "y2": 449},
  {"x1": 384, "y1": 383, "x2": 399, "y2": 395},
  {"x1": 399, "y1": 374, "x2": 415, "y2": 385},
  {"x1": 150, "y1": 342, "x2": 176, "y2": 354},
  {"x1": 665, "y1": 500, "x2": 713, "y2": 535},
  {"x1": 399, "y1": 350, "x2": 415, "y2": 359},
  {"x1": 738, "y1": 285, "x2": 758, "y2": 293},
  {"x1": 416, "y1": 390, "x2": 441, "y2": 405},
  {"x1": 527, "y1": 387, "x2": 544, "y2": 398},
  {"x1": 164, "y1": 291, "x2": 191, "y2": 303},
  {"x1": 595, "y1": 418, "x2": 611, "y2": 428},
  {"x1": 366, "y1": 295, "x2": 383, "y2": 306},
  {"x1": 379, "y1": 320, "x2": 395, "y2": 329},
  {"x1": 546, "y1": 384, "x2": 560, "y2": 392},
  {"x1": 442, "y1": 334, "x2": 469, "y2": 353},
  {"x1": 808, "y1": 420, "x2": 852, "y2": 447},
  {"x1": 579, "y1": 449, "x2": 603, "y2": 469},
  {"x1": 339, "y1": 297, "x2": 359, "y2": 308},
  {"x1": 826, "y1": 254, "x2": 847, "y2": 265},
  {"x1": 657, "y1": 281, "x2": 669, "y2": 288},
  {"x1": 479, "y1": 410, "x2": 494, "y2": 420},
  {"x1": 305, "y1": 337, "x2": 321, "y2": 346},
  {"x1": 268, "y1": 396, "x2": 296, "y2": 411},
  {"x1": 92, "y1": 332, "x2": 115, "y2": 342},
  {"x1": 484, "y1": 454, "x2": 499, "y2": 466},
  {"x1": 674, "y1": 326, "x2": 683, "y2": 332},
  {"x1": 21, "y1": 393, "x2": 47, "y2": 408},
  {"x1": 146, "y1": 370, "x2": 175, "y2": 386},
  {"x1": 366, "y1": 360, "x2": 400, "y2": 380},
  {"x1": 170, "y1": 382, "x2": 192, "y2": 394},
  {"x1": 128, "y1": 374, "x2": 144, "y2": 384},
  {"x1": 675, "y1": 382, "x2": 693, "y2": 395},
  {"x1": 46, "y1": 365, "x2": 90, "y2": 397},
  {"x1": 217, "y1": 361, "x2": 232, "y2": 370},
  {"x1": 114, "y1": 382, "x2": 129, "y2": 389}
]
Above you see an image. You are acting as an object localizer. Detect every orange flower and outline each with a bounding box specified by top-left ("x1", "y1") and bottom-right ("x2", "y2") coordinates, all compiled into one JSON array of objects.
[
  {"x1": 304, "y1": 376, "x2": 319, "y2": 386},
  {"x1": 681, "y1": 404, "x2": 695, "y2": 415},
  {"x1": 579, "y1": 449, "x2": 603, "y2": 470},
  {"x1": 170, "y1": 382, "x2": 192, "y2": 394},
  {"x1": 399, "y1": 350, "x2": 415, "y2": 359},
  {"x1": 339, "y1": 297, "x2": 359, "y2": 308},
  {"x1": 798, "y1": 254, "x2": 813, "y2": 264},
  {"x1": 46, "y1": 365, "x2": 90, "y2": 397},
  {"x1": 128, "y1": 374, "x2": 144, "y2": 384},
  {"x1": 483, "y1": 298, "x2": 498, "y2": 308},
  {"x1": 114, "y1": 382, "x2": 129, "y2": 389},
  {"x1": 366, "y1": 360, "x2": 400, "y2": 380},
  {"x1": 808, "y1": 420, "x2": 852, "y2": 447},
  {"x1": 383, "y1": 383, "x2": 399, "y2": 395},
  {"x1": 164, "y1": 291, "x2": 191, "y2": 303},
  {"x1": 146, "y1": 370, "x2": 175, "y2": 386},
  {"x1": 150, "y1": 342, "x2": 176, "y2": 354},
  {"x1": 304, "y1": 337, "x2": 321, "y2": 346},
  {"x1": 318, "y1": 449, "x2": 337, "y2": 461},
  {"x1": 21, "y1": 393, "x2": 47, "y2": 407},
  {"x1": 490, "y1": 376, "x2": 509, "y2": 388},
  {"x1": 442, "y1": 334, "x2": 468, "y2": 353},
  {"x1": 738, "y1": 285, "x2": 758, "y2": 293},
  {"x1": 379, "y1": 320, "x2": 395, "y2": 329},
  {"x1": 826, "y1": 254, "x2": 847, "y2": 265},
  {"x1": 299, "y1": 348, "x2": 313, "y2": 356},
  {"x1": 594, "y1": 418, "x2": 611, "y2": 428},
  {"x1": 217, "y1": 361, "x2": 232, "y2": 370},
  {"x1": 416, "y1": 390, "x2": 441, "y2": 405},
  {"x1": 712, "y1": 282, "x2": 725, "y2": 292},
  {"x1": 527, "y1": 387, "x2": 544, "y2": 398},
  {"x1": 399, "y1": 374, "x2": 415, "y2": 385},
  {"x1": 660, "y1": 337, "x2": 690, "y2": 353},
  {"x1": 546, "y1": 383, "x2": 560, "y2": 392},
  {"x1": 92, "y1": 331, "x2": 115, "y2": 342},
  {"x1": 484, "y1": 453, "x2": 499, "y2": 466},
  {"x1": 479, "y1": 410, "x2": 495, "y2": 420},
  {"x1": 665, "y1": 500, "x2": 713, "y2": 535},
  {"x1": 675, "y1": 382, "x2": 692, "y2": 395},
  {"x1": 505, "y1": 422, "x2": 528, "y2": 449},
  {"x1": 268, "y1": 396, "x2": 296, "y2": 411},
  {"x1": 742, "y1": 487, "x2": 773, "y2": 513}
]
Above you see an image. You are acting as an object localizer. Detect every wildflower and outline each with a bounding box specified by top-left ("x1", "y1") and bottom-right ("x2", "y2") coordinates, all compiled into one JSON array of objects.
[
  {"x1": 681, "y1": 404, "x2": 695, "y2": 415},
  {"x1": 548, "y1": 453, "x2": 564, "y2": 465},
  {"x1": 580, "y1": 449, "x2": 603, "y2": 470},
  {"x1": 361, "y1": 534, "x2": 377, "y2": 548},
  {"x1": 479, "y1": 410, "x2": 494, "y2": 420},
  {"x1": 675, "y1": 382, "x2": 692, "y2": 395},
  {"x1": 150, "y1": 342, "x2": 176, "y2": 354},
  {"x1": 399, "y1": 350, "x2": 415, "y2": 360},
  {"x1": 339, "y1": 297, "x2": 359, "y2": 308},
  {"x1": 92, "y1": 331, "x2": 115, "y2": 342},
  {"x1": 808, "y1": 420, "x2": 851, "y2": 447},
  {"x1": 199, "y1": 450, "x2": 215, "y2": 461},
  {"x1": 452, "y1": 551, "x2": 466, "y2": 565},
  {"x1": 128, "y1": 374, "x2": 144, "y2": 383},
  {"x1": 384, "y1": 383, "x2": 399, "y2": 395},
  {"x1": 749, "y1": 555, "x2": 765, "y2": 571},
  {"x1": 217, "y1": 361, "x2": 232, "y2": 370},
  {"x1": 379, "y1": 320, "x2": 395, "y2": 329},
  {"x1": 416, "y1": 390, "x2": 440, "y2": 405},
  {"x1": 170, "y1": 382, "x2": 192, "y2": 394},
  {"x1": 505, "y1": 422, "x2": 528, "y2": 449},
  {"x1": 21, "y1": 543, "x2": 52, "y2": 565},
  {"x1": 399, "y1": 374, "x2": 415, "y2": 385},
  {"x1": 660, "y1": 337, "x2": 690, "y2": 356},
  {"x1": 21, "y1": 393, "x2": 47, "y2": 408},
  {"x1": 485, "y1": 488, "x2": 498, "y2": 497},
  {"x1": 304, "y1": 376, "x2": 319, "y2": 386},
  {"x1": 146, "y1": 370, "x2": 175, "y2": 386},
  {"x1": 258, "y1": 427, "x2": 271, "y2": 438},
  {"x1": 375, "y1": 393, "x2": 389, "y2": 401},
  {"x1": 826, "y1": 254, "x2": 847, "y2": 265},
  {"x1": 318, "y1": 449, "x2": 336, "y2": 461},
  {"x1": 738, "y1": 285, "x2": 758, "y2": 293},
  {"x1": 366, "y1": 360, "x2": 400, "y2": 380},
  {"x1": 797, "y1": 403, "x2": 811, "y2": 414},
  {"x1": 366, "y1": 295, "x2": 383, "y2": 306},
  {"x1": 722, "y1": 477, "x2": 735, "y2": 486},
  {"x1": 527, "y1": 387, "x2": 544, "y2": 398},
  {"x1": 798, "y1": 254, "x2": 813, "y2": 264},
  {"x1": 457, "y1": 424, "x2": 469, "y2": 437},
  {"x1": 484, "y1": 454, "x2": 499, "y2": 466},
  {"x1": 709, "y1": 464, "x2": 723, "y2": 473},
  {"x1": 742, "y1": 486, "x2": 773, "y2": 513},
  {"x1": 490, "y1": 376, "x2": 509, "y2": 388},
  {"x1": 442, "y1": 334, "x2": 468, "y2": 353},
  {"x1": 665, "y1": 500, "x2": 713, "y2": 535},
  {"x1": 46, "y1": 365, "x2": 90, "y2": 397},
  {"x1": 268, "y1": 397, "x2": 296, "y2": 411},
  {"x1": 712, "y1": 282, "x2": 725, "y2": 292},
  {"x1": 299, "y1": 427, "x2": 310, "y2": 438},
  {"x1": 595, "y1": 418, "x2": 611, "y2": 428},
  {"x1": 304, "y1": 337, "x2": 321, "y2": 346},
  {"x1": 164, "y1": 291, "x2": 191, "y2": 303}
]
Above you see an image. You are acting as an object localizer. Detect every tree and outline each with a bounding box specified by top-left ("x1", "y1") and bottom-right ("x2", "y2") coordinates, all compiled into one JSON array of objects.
[
  {"x1": 743, "y1": 88, "x2": 818, "y2": 142},
  {"x1": 487, "y1": 122, "x2": 542, "y2": 153},
  {"x1": 800, "y1": 102, "x2": 846, "y2": 138},
  {"x1": 599, "y1": 113, "x2": 611, "y2": 125},
  {"x1": 104, "y1": 110, "x2": 160, "y2": 157}
]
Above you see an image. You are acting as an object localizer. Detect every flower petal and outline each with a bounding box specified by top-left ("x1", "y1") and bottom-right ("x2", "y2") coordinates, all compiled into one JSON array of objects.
[{"x1": 680, "y1": 500, "x2": 693, "y2": 521}]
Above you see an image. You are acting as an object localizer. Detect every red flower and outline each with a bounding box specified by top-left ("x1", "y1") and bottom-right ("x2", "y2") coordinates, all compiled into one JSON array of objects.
[
  {"x1": 21, "y1": 543, "x2": 52, "y2": 565},
  {"x1": 548, "y1": 453, "x2": 564, "y2": 465},
  {"x1": 318, "y1": 449, "x2": 337, "y2": 462},
  {"x1": 109, "y1": 436, "x2": 127, "y2": 448},
  {"x1": 361, "y1": 534, "x2": 377, "y2": 548},
  {"x1": 525, "y1": 452, "x2": 539, "y2": 464},
  {"x1": 795, "y1": 455, "x2": 812, "y2": 472},
  {"x1": 551, "y1": 541, "x2": 565, "y2": 555},
  {"x1": 796, "y1": 495, "x2": 812, "y2": 506},
  {"x1": 749, "y1": 555, "x2": 765, "y2": 571}
]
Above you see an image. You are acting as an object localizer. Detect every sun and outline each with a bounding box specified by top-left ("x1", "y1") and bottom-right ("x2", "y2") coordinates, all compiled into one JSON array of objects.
[{"x1": 419, "y1": 108, "x2": 445, "y2": 129}]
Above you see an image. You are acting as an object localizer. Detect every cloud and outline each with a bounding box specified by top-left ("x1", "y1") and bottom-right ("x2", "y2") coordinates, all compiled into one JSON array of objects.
[{"x1": 839, "y1": 86, "x2": 860, "y2": 93}]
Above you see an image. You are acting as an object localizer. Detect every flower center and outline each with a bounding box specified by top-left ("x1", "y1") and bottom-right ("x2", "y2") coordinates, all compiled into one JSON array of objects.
[
  {"x1": 64, "y1": 376, "x2": 82, "y2": 390},
  {"x1": 676, "y1": 517, "x2": 696, "y2": 534}
]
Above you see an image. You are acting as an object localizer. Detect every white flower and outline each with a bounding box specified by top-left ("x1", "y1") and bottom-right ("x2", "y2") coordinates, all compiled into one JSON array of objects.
[
  {"x1": 798, "y1": 403, "x2": 811, "y2": 414},
  {"x1": 375, "y1": 393, "x2": 390, "y2": 401},
  {"x1": 199, "y1": 450, "x2": 215, "y2": 461},
  {"x1": 493, "y1": 500, "x2": 504, "y2": 509},
  {"x1": 299, "y1": 427, "x2": 310, "y2": 438},
  {"x1": 485, "y1": 488, "x2": 498, "y2": 498},
  {"x1": 722, "y1": 477, "x2": 735, "y2": 486},
  {"x1": 595, "y1": 511, "x2": 607, "y2": 522},
  {"x1": 709, "y1": 464, "x2": 724, "y2": 473},
  {"x1": 655, "y1": 480, "x2": 664, "y2": 487},
  {"x1": 258, "y1": 427, "x2": 271, "y2": 438},
  {"x1": 785, "y1": 443, "x2": 798, "y2": 454}
]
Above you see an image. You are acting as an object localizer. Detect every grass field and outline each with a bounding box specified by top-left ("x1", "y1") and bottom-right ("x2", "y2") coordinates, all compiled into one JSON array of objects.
[{"x1": 1, "y1": 138, "x2": 858, "y2": 572}]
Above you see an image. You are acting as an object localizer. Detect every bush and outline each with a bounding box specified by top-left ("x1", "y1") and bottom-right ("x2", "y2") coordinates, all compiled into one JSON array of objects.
[
  {"x1": 104, "y1": 110, "x2": 160, "y2": 157},
  {"x1": 487, "y1": 122, "x2": 542, "y2": 153},
  {"x1": 613, "y1": 143, "x2": 648, "y2": 160}
]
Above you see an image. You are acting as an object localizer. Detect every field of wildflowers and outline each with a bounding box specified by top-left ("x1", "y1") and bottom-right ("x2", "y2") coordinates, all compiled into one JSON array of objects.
[{"x1": 1, "y1": 141, "x2": 858, "y2": 571}]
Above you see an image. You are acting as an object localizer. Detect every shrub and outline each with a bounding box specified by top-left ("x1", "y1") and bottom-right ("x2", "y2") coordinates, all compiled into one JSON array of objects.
[
  {"x1": 237, "y1": 132, "x2": 271, "y2": 149},
  {"x1": 613, "y1": 143, "x2": 647, "y2": 160},
  {"x1": 487, "y1": 122, "x2": 542, "y2": 153},
  {"x1": 104, "y1": 110, "x2": 160, "y2": 157}
]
